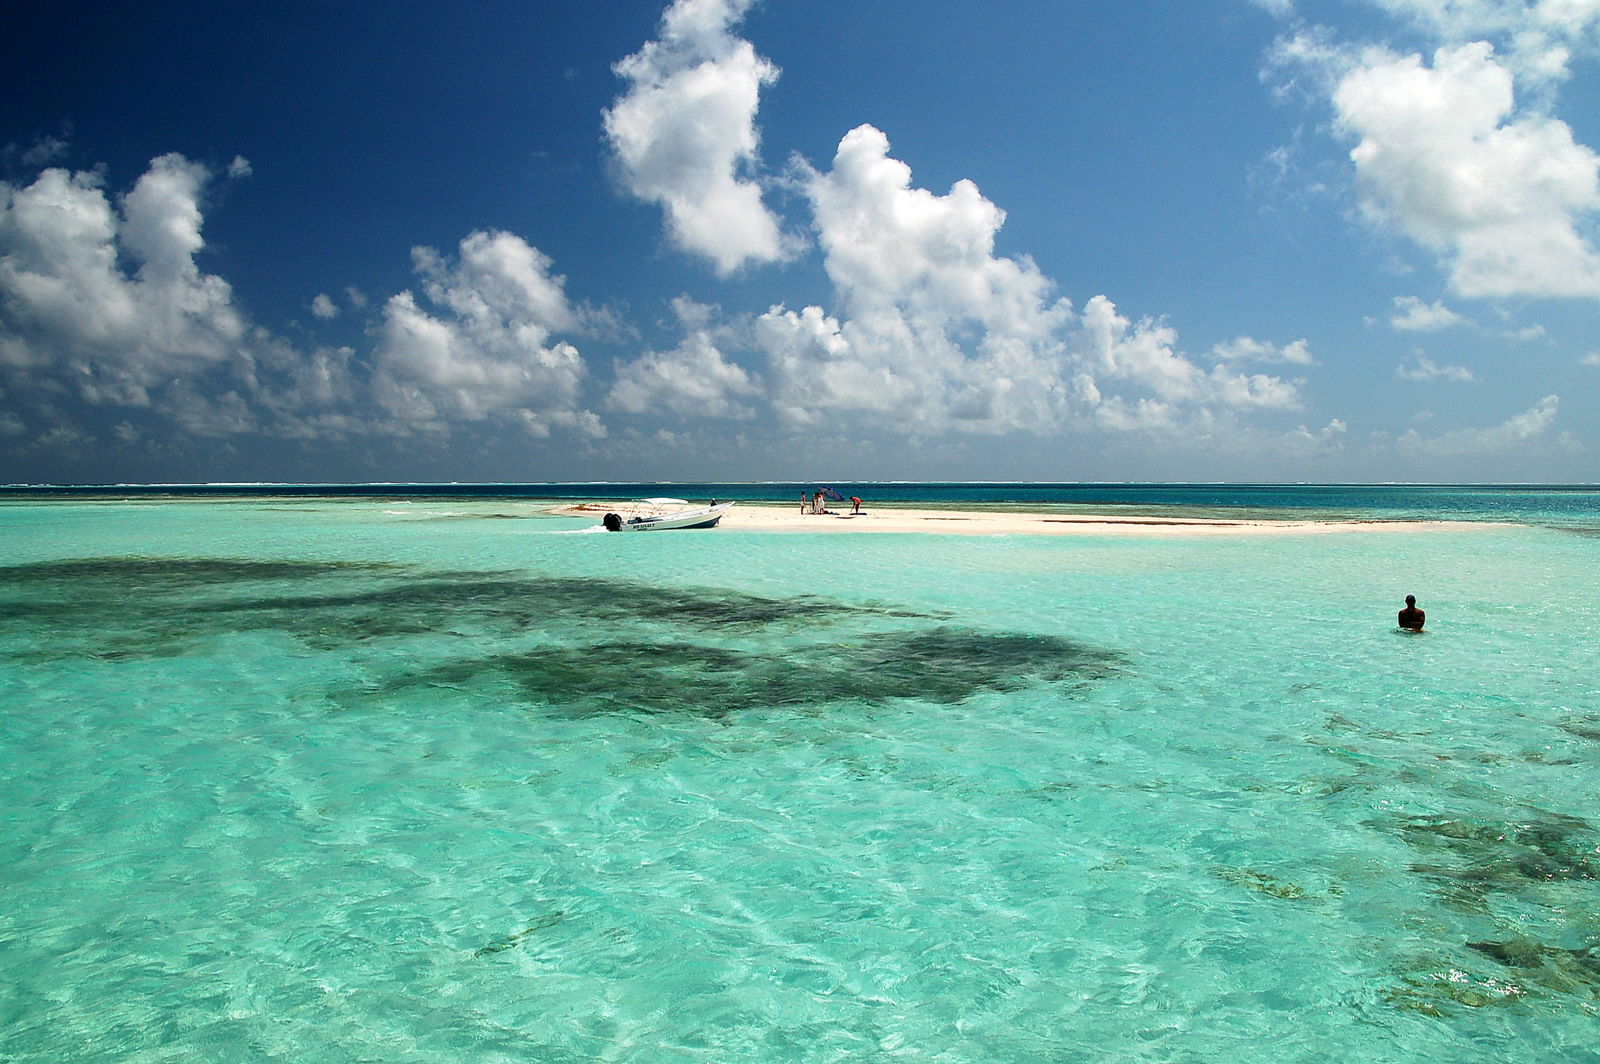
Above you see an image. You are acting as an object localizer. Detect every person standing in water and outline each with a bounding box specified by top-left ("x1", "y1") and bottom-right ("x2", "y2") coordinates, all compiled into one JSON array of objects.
[{"x1": 1398, "y1": 594, "x2": 1425, "y2": 631}]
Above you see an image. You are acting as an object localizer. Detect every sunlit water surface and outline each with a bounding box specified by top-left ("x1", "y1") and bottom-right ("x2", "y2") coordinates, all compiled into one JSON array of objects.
[{"x1": 2, "y1": 496, "x2": 1596, "y2": 1063}]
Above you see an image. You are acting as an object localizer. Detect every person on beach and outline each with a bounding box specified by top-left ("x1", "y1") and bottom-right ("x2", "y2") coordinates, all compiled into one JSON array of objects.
[
  {"x1": 1398, "y1": 594, "x2": 1425, "y2": 631},
  {"x1": 800, "y1": 492, "x2": 810, "y2": 514},
  {"x1": 850, "y1": 496, "x2": 862, "y2": 514}
]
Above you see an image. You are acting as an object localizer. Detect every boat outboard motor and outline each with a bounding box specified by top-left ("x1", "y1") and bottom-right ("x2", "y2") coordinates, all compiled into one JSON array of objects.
[{"x1": 602, "y1": 512, "x2": 623, "y2": 532}]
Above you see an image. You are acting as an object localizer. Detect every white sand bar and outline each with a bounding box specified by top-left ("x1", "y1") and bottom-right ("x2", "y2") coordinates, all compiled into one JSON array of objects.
[{"x1": 552, "y1": 503, "x2": 1492, "y2": 537}]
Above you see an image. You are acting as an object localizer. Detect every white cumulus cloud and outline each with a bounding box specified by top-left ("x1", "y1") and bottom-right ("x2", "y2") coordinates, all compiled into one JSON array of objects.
[
  {"x1": 608, "y1": 297, "x2": 760, "y2": 417},
  {"x1": 1396, "y1": 353, "x2": 1477, "y2": 381},
  {"x1": 1332, "y1": 42, "x2": 1600, "y2": 298},
  {"x1": 1074, "y1": 296, "x2": 1303, "y2": 425},
  {"x1": 1, "y1": 156, "x2": 605, "y2": 454},
  {"x1": 0, "y1": 153, "x2": 391, "y2": 445},
  {"x1": 1505, "y1": 322, "x2": 1548, "y2": 341},
  {"x1": 1210, "y1": 336, "x2": 1315, "y2": 364},
  {"x1": 603, "y1": 0, "x2": 788, "y2": 276},
  {"x1": 1361, "y1": 0, "x2": 1600, "y2": 83},
  {"x1": 744, "y1": 126, "x2": 1303, "y2": 436},
  {"x1": 1399, "y1": 393, "x2": 1559, "y2": 454},
  {"x1": 761, "y1": 124, "x2": 1076, "y2": 432},
  {"x1": 0, "y1": 154, "x2": 246, "y2": 405},
  {"x1": 371, "y1": 230, "x2": 602, "y2": 437},
  {"x1": 1390, "y1": 295, "x2": 1468, "y2": 330}
]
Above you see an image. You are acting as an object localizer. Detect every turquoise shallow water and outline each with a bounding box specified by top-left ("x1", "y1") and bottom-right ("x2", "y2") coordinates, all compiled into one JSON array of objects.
[{"x1": 2, "y1": 496, "x2": 1597, "y2": 1062}]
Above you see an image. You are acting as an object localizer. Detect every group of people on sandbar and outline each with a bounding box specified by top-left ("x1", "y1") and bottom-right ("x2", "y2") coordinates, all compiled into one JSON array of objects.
[{"x1": 800, "y1": 491, "x2": 863, "y2": 515}]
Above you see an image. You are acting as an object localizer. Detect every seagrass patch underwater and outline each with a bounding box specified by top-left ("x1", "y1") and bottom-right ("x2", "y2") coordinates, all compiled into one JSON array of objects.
[{"x1": 0, "y1": 555, "x2": 1119, "y2": 708}]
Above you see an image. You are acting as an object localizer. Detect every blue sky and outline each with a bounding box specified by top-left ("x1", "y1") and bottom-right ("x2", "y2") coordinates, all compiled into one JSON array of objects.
[{"x1": 2, "y1": 0, "x2": 1597, "y2": 484}]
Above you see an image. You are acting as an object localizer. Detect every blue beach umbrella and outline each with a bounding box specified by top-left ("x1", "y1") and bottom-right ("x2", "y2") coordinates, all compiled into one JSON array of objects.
[{"x1": 816, "y1": 486, "x2": 846, "y2": 501}]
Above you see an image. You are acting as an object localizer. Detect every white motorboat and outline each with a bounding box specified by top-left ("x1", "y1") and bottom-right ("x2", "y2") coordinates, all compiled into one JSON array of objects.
[{"x1": 599, "y1": 498, "x2": 733, "y2": 531}]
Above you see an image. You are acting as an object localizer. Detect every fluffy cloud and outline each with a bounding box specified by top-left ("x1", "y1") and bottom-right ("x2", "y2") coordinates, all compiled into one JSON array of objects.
[
  {"x1": 738, "y1": 127, "x2": 1306, "y2": 436},
  {"x1": 1, "y1": 153, "x2": 610, "y2": 455},
  {"x1": 603, "y1": 0, "x2": 788, "y2": 275},
  {"x1": 0, "y1": 154, "x2": 245, "y2": 404},
  {"x1": 1268, "y1": 0, "x2": 1600, "y2": 302},
  {"x1": 1396, "y1": 353, "x2": 1476, "y2": 381},
  {"x1": 372, "y1": 230, "x2": 602, "y2": 437},
  {"x1": 1399, "y1": 393, "x2": 1559, "y2": 454},
  {"x1": 1333, "y1": 42, "x2": 1600, "y2": 298},
  {"x1": 608, "y1": 297, "x2": 759, "y2": 417},
  {"x1": 1210, "y1": 336, "x2": 1314, "y2": 364},
  {"x1": 1270, "y1": 8, "x2": 1600, "y2": 303},
  {"x1": 1073, "y1": 296, "x2": 1304, "y2": 426},
  {"x1": 207, "y1": 331, "x2": 369, "y2": 441},
  {"x1": 1250, "y1": 0, "x2": 1296, "y2": 16},
  {"x1": 595, "y1": 11, "x2": 1311, "y2": 442},
  {"x1": 1361, "y1": 0, "x2": 1600, "y2": 82},
  {"x1": 1390, "y1": 295, "x2": 1468, "y2": 330},
  {"x1": 0, "y1": 154, "x2": 384, "y2": 447},
  {"x1": 755, "y1": 303, "x2": 933, "y2": 427},
  {"x1": 760, "y1": 124, "x2": 1076, "y2": 432},
  {"x1": 803, "y1": 126, "x2": 1063, "y2": 333},
  {"x1": 1266, "y1": 1, "x2": 1600, "y2": 83}
]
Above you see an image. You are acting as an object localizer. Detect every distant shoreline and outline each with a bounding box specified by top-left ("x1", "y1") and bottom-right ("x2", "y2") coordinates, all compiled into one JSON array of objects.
[
  {"x1": 552, "y1": 502, "x2": 1494, "y2": 537},
  {"x1": 4, "y1": 482, "x2": 1590, "y2": 530}
]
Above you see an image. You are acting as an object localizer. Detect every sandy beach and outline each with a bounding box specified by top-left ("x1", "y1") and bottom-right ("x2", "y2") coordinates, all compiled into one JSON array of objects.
[{"x1": 552, "y1": 502, "x2": 1486, "y2": 536}]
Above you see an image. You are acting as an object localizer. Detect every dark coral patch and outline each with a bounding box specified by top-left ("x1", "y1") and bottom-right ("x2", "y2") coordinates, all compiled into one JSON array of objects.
[
  {"x1": 0, "y1": 559, "x2": 937, "y2": 660},
  {"x1": 1558, "y1": 717, "x2": 1600, "y2": 742},
  {"x1": 1467, "y1": 938, "x2": 1600, "y2": 996},
  {"x1": 1, "y1": 556, "x2": 1118, "y2": 712},
  {"x1": 0, "y1": 557, "x2": 396, "y2": 587},
  {"x1": 1372, "y1": 811, "x2": 1600, "y2": 911},
  {"x1": 407, "y1": 627, "x2": 1119, "y2": 718}
]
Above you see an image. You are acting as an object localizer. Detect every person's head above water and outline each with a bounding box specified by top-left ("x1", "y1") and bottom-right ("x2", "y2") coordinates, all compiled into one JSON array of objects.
[{"x1": 1405, "y1": 594, "x2": 1416, "y2": 606}]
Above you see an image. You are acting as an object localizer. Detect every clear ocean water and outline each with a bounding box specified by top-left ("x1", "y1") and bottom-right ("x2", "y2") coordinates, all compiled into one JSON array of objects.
[{"x1": 2, "y1": 485, "x2": 1597, "y2": 1063}]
